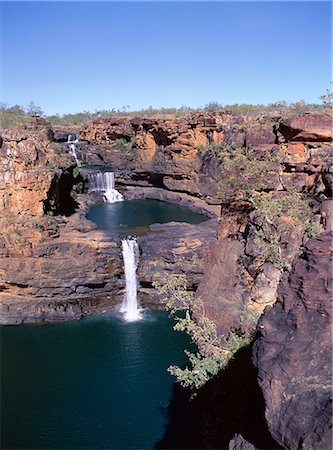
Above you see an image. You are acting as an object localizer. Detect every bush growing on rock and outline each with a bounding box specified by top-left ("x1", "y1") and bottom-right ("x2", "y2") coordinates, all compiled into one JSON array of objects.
[
  {"x1": 212, "y1": 147, "x2": 280, "y2": 202},
  {"x1": 153, "y1": 274, "x2": 260, "y2": 389},
  {"x1": 251, "y1": 193, "x2": 321, "y2": 269}
]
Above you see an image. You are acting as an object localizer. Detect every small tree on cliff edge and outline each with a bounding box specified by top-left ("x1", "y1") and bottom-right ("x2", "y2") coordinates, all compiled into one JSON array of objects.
[
  {"x1": 26, "y1": 101, "x2": 44, "y2": 117},
  {"x1": 319, "y1": 82, "x2": 333, "y2": 106}
]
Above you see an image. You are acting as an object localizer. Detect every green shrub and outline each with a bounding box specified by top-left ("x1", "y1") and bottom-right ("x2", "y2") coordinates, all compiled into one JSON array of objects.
[
  {"x1": 252, "y1": 192, "x2": 320, "y2": 268},
  {"x1": 252, "y1": 193, "x2": 320, "y2": 238},
  {"x1": 217, "y1": 150, "x2": 278, "y2": 201},
  {"x1": 0, "y1": 105, "x2": 30, "y2": 129},
  {"x1": 254, "y1": 229, "x2": 284, "y2": 269},
  {"x1": 73, "y1": 166, "x2": 80, "y2": 178},
  {"x1": 113, "y1": 138, "x2": 128, "y2": 147},
  {"x1": 153, "y1": 274, "x2": 256, "y2": 389}
]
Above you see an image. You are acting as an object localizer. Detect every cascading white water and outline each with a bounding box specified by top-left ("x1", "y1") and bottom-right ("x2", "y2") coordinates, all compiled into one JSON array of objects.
[
  {"x1": 120, "y1": 238, "x2": 142, "y2": 322},
  {"x1": 88, "y1": 172, "x2": 124, "y2": 203},
  {"x1": 67, "y1": 134, "x2": 80, "y2": 166}
]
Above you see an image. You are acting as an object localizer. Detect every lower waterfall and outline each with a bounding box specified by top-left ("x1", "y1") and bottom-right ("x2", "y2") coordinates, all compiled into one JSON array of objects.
[
  {"x1": 120, "y1": 238, "x2": 142, "y2": 322},
  {"x1": 88, "y1": 172, "x2": 124, "y2": 203}
]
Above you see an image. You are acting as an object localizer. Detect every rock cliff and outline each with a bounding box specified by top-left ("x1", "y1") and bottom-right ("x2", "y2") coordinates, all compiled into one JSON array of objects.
[
  {"x1": 253, "y1": 232, "x2": 332, "y2": 450},
  {"x1": 0, "y1": 111, "x2": 331, "y2": 331}
]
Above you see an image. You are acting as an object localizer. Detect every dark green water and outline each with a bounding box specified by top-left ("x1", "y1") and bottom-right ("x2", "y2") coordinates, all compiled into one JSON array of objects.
[
  {"x1": 86, "y1": 199, "x2": 209, "y2": 235},
  {"x1": 1, "y1": 311, "x2": 197, "y2": 449}
]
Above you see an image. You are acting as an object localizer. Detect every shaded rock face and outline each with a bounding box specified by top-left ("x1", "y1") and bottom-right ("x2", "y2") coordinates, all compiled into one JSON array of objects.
[
  {"x1": 137, "y1": 219, "x2": 218, "y2": 305},
  {"x1": 193, "y1": 344, "x2": 282, "y2": 450},
  {"x1": 253, "y1": 232, "x2": 332, "y2": 450},
  {"x1": 196, "y1": 238, "x2": 245, "y2": 336}
]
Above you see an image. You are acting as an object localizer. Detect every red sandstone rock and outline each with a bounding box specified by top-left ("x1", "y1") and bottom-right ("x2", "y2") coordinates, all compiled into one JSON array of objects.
[
  {"x1": 196, "y1": 239, "x2": 245, "y2": 335},
  {"x1": 253, "y1": 232, "x2": 333, "y2": 450},
  {"x1": 245, "y1": 125, "x2": 276, "y2": 150},
  {"x1": 279, "y1": 114, "x2": 332, "y2": 142}
]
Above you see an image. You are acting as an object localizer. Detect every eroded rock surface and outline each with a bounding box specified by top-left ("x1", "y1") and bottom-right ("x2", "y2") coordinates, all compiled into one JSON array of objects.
[{"x1": 253, "y1": 232, "x2": 333, "y2": 450}]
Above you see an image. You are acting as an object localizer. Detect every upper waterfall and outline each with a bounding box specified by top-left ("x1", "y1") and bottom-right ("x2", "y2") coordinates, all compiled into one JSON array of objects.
[
  {"x1": 88, "y1": 172, "x2": 124, "y2": 203},
  {"x1": 67, "y1": 134, "x2": 80, "y2": 166}
]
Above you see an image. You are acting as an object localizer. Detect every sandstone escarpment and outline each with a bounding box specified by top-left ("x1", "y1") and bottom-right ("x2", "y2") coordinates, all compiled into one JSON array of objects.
[
  {"x1": 77, "y1": 112, "x2": 331, "y2": 201},
  {"x1": 253, "y1": 232, "x2": 332, "y2": 450},
  {"x1": 0, "y1": 125, "x2": 124, "y2": 323},
  {"x1": 0, "y1": 111, "x2": 331, "y2": 325},
  {"x1": 180, "y1": 112, "x2": 331, "y2": 336}
]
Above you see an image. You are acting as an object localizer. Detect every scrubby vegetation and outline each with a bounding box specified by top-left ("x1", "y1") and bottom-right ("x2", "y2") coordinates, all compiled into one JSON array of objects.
[
  {"x1": 199, "y1": 144, "x2": 281, "y2": 201},
  {"x1": 253, "y1": 193, "x2": 321, "y2": 238},
  {"x1": 252, "y1": 193, "x2": 321, "y2": 268},
  {"x1": 1, "y1": 89, "x2": 331, "y2": 129},
  {"x1": 153, "y1": 274, "x2": 260, "y2": 389},
  {"x1": 45, "y1": 142, "x2": 71, "y2": 172}
]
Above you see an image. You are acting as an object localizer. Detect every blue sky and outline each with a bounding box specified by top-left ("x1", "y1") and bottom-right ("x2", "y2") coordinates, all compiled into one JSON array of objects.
[{"x1": 0, "y1": 1, "x2": 331, "y2": 115}]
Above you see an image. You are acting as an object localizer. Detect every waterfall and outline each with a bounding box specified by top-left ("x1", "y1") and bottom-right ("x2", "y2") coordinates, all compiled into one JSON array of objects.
[
  {"x1": 67, "y1": 134, "x2": 80, "y2": 166},
  {"x1": 88, "y1": 172, "x2": 124, "y2": 203},
  {"x1": 120, "y1": 238, "x2": 142, "y2": 322}
]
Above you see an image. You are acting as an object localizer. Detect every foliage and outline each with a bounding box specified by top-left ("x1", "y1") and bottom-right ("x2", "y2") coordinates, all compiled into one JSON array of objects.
[
  {"x1": 254, "y1": 228, "x2": 284, "y2": 269},
  {"x1": 252, "y1": 193, "x2": 321, "y2": 238},
  {"x1": 26, "y1": 101, "x2": 44, "y2": 117},
  {"x1": 153, "y1": 274, "x2": 259, "y2": 389},
  {"x1": 216, "y1": 148, "x2": 278, "y2": 201},
  {"x1": 73, "y1": 166, "x2": 80, "y2": 178},
  {"x1": 204, "y1": 101, "x2": 223, "y2": 111},
  {"x1": 0, "y1": 104, "x2": 31, "y2": 129},
  {"x1": 198, "y1": 142, "x2": 238, "y2": 159},
  {"x1": 252, "y1": 192, "x2": 321, "y2": 268},
  {"x1": 0, "y1": 102, "x2": 45, "y2": 129},
  {"x1": 319, "y1": 82, "x2": 333, "y2": 107},
  {"x1": 1, "y1": 100, "x2": 329, "y2": 129},
  {"x1": 113, "y1": 138, "x2": 128, "y2": 147}
]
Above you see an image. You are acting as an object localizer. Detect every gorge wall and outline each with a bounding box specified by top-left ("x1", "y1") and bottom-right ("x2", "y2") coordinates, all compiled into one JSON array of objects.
[{"x1": 0, "y1": 112, "x2": 331, "y2": 327}]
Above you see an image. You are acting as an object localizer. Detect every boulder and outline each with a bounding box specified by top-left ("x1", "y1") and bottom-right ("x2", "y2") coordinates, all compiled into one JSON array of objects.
[{"x1": 279, "y1": 114, "x2": 332, "y2": 142}]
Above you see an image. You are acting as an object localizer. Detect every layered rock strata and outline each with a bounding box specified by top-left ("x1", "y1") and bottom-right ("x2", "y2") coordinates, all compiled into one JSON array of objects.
[{"x1": 0, "y1": 112, "x2": 331, "y2": 325}]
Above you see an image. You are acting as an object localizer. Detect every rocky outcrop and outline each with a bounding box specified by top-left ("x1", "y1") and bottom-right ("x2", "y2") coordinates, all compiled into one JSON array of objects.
[
  {"x1": 138, "y1": 219, "x2": 217, "y2": 296},
  {"x1": 0, "y1": 129, "x2": 55, "y2": 216},
  {"x1": 196, "y1": 239, "x2": 246, "y2": 336},
  {"x1": 73, "y1": 112, "x2": 332, "y2": 207},
  {"x1": 228, "y1": 434, "x2": 257, "y2": 450},
  {"x1": 279, "y1": 114, "x2": 332, "y2": 142},
  {"x1": 253, "y1": 232, "x2": 332, "y2": 450},
  {"x1": 0, "y1": 205, "x2": 124, "y2": 324}
]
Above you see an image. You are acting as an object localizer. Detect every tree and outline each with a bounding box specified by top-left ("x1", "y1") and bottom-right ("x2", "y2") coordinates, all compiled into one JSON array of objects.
[
  {"x1": 26, "y1": 101, "x2": 44, "y2": 117},
  {"x1": 153, "y1": 274, "x2": 255, "y2": 389},
  {"x1": 320, "y1": 82, "x2": 333, "y2": 106}
]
